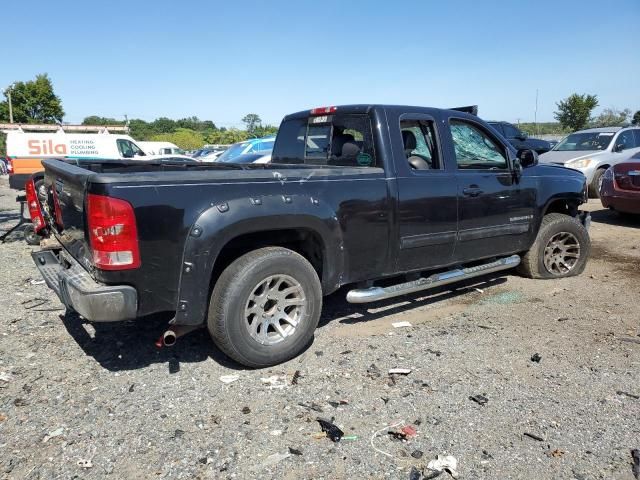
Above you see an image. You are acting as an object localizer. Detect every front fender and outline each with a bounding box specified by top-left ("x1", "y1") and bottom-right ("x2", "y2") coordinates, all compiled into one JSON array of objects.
[{"x1": 172, "y1": 192, "x2": 344, "y2": 325}]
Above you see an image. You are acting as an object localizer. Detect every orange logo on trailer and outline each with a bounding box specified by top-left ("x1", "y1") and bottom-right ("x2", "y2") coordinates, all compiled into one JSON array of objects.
[{"x1": 28, "y1": 140, "x2": 67, "y2": 155}]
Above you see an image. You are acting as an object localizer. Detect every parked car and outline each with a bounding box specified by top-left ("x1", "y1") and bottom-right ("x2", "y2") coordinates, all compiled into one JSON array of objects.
[
  {"x1": 137, "y1": 141, "x2": 185, "y2": 156},
  {"x1": 193, "y1": 147, "x2": 226, "y2": 160},
  {"x1": 215, "y1": 152, "x2": 271, "y2": 164},
  {"x1": 0, "y1": 156, "x2": 8, "y2": 175},
  {"x1": 599, "y1": 152, "x2": 640, "y2": 216},
  {"x1": 488, "y1": 121, "x2": 552, "y2": 154},
  {"x1": 540, "y1": 126, "x2": 640, "y2": 198},
  {"x1": 213, "y1": 136, "x2": 275, "y2": 163},
  {"x1": 198, "y1": 149, "x2": 226, "y2": 162},
  {"x1": 30, "y1": 104, "x2": 590, "y2": 367}
]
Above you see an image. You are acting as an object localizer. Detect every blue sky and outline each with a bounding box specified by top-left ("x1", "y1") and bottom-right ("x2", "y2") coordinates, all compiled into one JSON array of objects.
[{"x1": 2, "y1": 0, "x2": 639, "y2": 128}]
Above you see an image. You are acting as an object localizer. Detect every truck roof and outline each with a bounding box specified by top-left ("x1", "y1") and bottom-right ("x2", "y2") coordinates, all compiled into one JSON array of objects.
[{"x1": 283, "y1": 104, "x2": 478, "y2": 121}]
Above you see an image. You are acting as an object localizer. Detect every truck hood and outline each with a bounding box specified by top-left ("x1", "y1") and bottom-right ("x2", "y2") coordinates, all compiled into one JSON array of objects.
[{"x1": 539, "y1": 150, "x2": 606, "y2": 165}]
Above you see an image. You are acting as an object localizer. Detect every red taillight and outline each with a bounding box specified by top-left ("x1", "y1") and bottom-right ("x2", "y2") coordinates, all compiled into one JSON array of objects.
[
  {"x1": 310, "y1": 106, "x2": 337, "y2": 115},
  {"x1": 6, "y1": 158, "x2": 13, "y2": 174},
  {"x1": 25, "y1": 179, "x2": 46, "y2": 233},
  {"x1": 86, "y1": 194, "x2": 140, "y2": 270}
]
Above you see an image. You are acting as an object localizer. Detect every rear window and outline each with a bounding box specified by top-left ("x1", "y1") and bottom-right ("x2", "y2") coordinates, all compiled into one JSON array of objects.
[{"x1": 272, "y1": 114, "x2": 377, "y2": 167}]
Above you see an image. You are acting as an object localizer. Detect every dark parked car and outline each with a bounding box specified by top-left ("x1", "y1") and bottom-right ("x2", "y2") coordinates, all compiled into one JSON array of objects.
[
  {"x1": 30, "y1": 104, "x2": 590, "y2": 367},
  {"x1": 599, "y1": 152, "x2": 640, "y2": 216},
  {"x1": 489, "y1": 121, "x2": 552, "y2": 154}
]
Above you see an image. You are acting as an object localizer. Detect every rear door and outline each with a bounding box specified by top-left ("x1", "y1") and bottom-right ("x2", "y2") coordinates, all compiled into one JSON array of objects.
[
  {"x1": 446, "y1": 116, "x2": 535, "y2": 262},
  {"x1": 394, "y1": 113, "x2": 458, "y2": 272}
]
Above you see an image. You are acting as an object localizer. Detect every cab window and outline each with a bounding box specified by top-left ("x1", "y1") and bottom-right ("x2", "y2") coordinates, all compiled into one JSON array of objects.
[
  {"x1": 117, "y1": 140, "x2": 145, "y2": 158},
  {"x1": 503, "y1": 124, "x2": 521, "y2": 138},
  {"x1": 272, "y1": 114, "x2": 377, "y2": 167},
  {"x1": 400, "y1": 120, "x2": 441, "y2": 170},
  {"x1": 615, "y1": 130, "x2": 635, "y2": 151},
  {"x1": 450, "y1": 120, "x2": 507, "y2": 169}
]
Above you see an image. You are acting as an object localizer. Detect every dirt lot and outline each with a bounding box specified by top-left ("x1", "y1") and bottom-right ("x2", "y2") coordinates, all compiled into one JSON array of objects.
[{"x1": 0, "y1": 175, "x2": 638, "y2": 480}]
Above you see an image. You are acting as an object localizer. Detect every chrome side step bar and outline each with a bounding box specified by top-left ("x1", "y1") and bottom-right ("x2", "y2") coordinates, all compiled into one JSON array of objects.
[{"x1": 346, "y1": 254, "x2": 521, "y2": 304}]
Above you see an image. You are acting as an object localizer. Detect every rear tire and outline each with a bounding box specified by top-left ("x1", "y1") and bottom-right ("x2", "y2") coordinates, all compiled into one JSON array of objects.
[
  {"x1": 23, "y1": 224, "x2": 40, "y2": 246},
  {"x1": 517, "y1": 213, "x2": 590, "y2": 279},
  {"x1": 207, "y1": 247, "x2": 322, "y2": 368},
  {"x1": 589, "y1": 168, "x2": 606, "y2": 198}
]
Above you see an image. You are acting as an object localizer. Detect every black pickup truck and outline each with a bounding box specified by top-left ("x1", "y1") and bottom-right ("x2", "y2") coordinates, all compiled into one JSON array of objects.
[{"x1": 31, "y1": 105, "x2": 591, "y2": 367}]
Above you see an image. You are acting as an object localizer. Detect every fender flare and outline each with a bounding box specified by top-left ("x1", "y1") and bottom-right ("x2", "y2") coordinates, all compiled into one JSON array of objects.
[{"x1": 172, "y1": 192, "x2": 344, "y2": 325}]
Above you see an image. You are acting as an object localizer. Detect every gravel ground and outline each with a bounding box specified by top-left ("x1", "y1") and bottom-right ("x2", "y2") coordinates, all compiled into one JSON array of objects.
[{"x1": 0, "y1": 175, "x2": 638, "y2": 480}]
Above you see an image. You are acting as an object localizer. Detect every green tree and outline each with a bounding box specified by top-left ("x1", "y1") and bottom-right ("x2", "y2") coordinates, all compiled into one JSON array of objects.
[
  {"x1": 82, "y1": 115, "x2": 125, "y2": 125},
  {"x1": 206, "y1": 128, "x2": 250, "y2": 145},
  {"x1": 128, "y1": 119, "x2": 153, "y2": 140},
  {"x1": 151, "y1": 117, "x2": 177, "y2": 134},
  {"x1": 632, "y1": 110, "x2": 640, "y2": 126},
  {"x1": 0, "y1": 74, "x2": 64, "y2": 123},
  {"x1": 591, "y1": 108, "x2": 631, "y2": 127},
  {"x1": 554, "y1": 93, "x2": 598, "y2": 132},
  {"x1": 254, "y1": 124, "x2": 279, "y2": 138},
  {"x1": 242, "y1": 113, "x2": 262, "y2": 136},
  {"x1": 150, "y1": 128, "x2": 205, "y2": 150}
]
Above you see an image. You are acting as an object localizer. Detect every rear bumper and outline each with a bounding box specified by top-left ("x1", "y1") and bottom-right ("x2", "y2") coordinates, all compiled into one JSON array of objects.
[
  {"x1": 600, "y1": 178, "x2": 640, "y2": 214},
  {"x1": 31, "y1": 249, "x2": 137, "y2": 322}
]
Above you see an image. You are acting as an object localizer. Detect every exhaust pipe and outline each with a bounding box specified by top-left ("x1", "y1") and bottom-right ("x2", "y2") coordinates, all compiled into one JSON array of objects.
[
  {"x1": 155, "y1": 324, "x2": 201, "y2": 348},
  {"x1": 162, "y1": 329, "x2": 177, "y2": 347}
]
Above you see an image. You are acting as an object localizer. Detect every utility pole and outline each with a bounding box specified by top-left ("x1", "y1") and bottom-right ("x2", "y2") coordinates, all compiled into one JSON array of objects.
[
  {"x1": 5, "y1": 84, "x2": 14, "y2": 123},
  {"x1": 534, "y1": 89, "x2": 539, "y2": 136}
]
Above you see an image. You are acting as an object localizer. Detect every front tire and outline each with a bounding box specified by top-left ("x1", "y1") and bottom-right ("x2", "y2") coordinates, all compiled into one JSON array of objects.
[
  {"x1": 207, "y1": 247, "x2": 322, "y2": 368},
  {"x1": 589, "y1": 168, "x2": 606, "y2": 198},
  {"x1": 517, "y1": 213, "x2": 590, "y2": 279}
]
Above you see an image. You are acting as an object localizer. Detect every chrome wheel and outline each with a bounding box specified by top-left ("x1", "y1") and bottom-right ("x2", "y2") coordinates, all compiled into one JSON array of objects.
[
  {"x1": 244, "y1": 274, "x2": 306, "y2": 345},
  {"x1": 543, "y1": 232, "x2": 580, "y2": 275}
]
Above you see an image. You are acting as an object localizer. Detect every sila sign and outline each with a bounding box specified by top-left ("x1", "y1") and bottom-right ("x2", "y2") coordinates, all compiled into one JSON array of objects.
[{"x1": 28, "y1": 140, "x2": 67, "y2": 155}]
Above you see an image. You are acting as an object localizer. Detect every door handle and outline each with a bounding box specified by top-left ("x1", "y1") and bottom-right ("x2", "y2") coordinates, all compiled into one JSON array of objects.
[{"x1": 462, "y1": 187, "x2": 483, "y2": 197}]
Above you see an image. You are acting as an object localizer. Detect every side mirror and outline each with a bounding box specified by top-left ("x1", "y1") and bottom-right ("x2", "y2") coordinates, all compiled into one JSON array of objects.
[
  {"x1": 512, "y1": 157, "x2": 523, "y2": 180},
  {"x1": 516, "y1": 132, "x2": 528, "y2": 141},
  {"x1": 517, "y1": 148, "x2": 539, "y2": 167},
  {"x1": 614, "y1": 143, "x2": 625, "y2": 153}
]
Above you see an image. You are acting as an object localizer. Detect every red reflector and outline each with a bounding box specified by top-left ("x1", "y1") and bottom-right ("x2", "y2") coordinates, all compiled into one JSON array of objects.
[
  {"x1": 87, "y1": 194, "x2": 140, "y2": 270},
  {"x1": 310, "y1": 106, "x2": 337, "y2": 115},
  {"x1": 25, "y1": 179, "x2": 46, "y2": 233}
]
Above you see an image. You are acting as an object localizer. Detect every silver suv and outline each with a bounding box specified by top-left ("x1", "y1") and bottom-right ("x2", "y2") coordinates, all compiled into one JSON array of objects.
[{"x1": 539, "y1": 126, "x2": 640, "y2": 197}]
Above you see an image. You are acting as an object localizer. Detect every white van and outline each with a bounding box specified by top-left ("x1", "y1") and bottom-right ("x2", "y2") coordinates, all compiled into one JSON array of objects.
[
  {"x1": 6, "y1": 131, "x2": 189, "y2": 190},
  {"x1": 137, "y1": 141, "x2": 185, "y2": 156}
]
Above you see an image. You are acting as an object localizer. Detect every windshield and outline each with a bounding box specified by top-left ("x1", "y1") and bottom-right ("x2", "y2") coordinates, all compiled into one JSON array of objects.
[
  {"x1": 217, "y1": 153, "x2": 264, "y2": 164},
  {"x1": 554, "y1": 132, "x2": 615, "y2": 151},
  {"x1": 214, "y1": 142, "x2": 249, "y2": 162}
]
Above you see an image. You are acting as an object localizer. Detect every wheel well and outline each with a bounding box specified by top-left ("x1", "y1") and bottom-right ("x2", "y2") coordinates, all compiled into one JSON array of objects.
[
  {"x1": 210, "y1": 229, "x2": 325, "y2": 289},
  {"x1": 544, "y1": 199, "x2": 579, "y2": 217}
]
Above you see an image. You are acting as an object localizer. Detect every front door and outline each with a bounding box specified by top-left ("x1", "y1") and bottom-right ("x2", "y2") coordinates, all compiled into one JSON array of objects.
[
  {"x1": 395, "y1": 114, "x2": 458, "y2": 272},
  {"x1": 447, "y1": 117, "x2": 534, "y2": 263}
]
